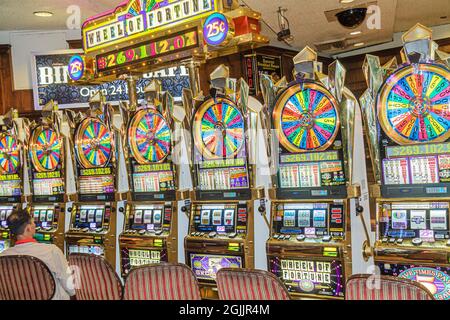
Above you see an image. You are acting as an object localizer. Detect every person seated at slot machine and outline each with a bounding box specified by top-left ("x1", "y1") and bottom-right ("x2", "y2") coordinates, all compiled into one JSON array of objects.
[{"x1": 0, "y1": 209, "x2": 76, "y2": 300}]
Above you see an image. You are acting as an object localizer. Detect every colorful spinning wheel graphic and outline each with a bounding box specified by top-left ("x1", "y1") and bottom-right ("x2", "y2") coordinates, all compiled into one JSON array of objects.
[
  {"x1": 128, "y1": 109, "x2": 171, "y2": 164},
  {"x1": 193, "y1": 97, "x2": 245, "y2": 159},
  {"x1": 0, "y1": 132, "x2": 20, "y2": 174},
  {"x1": 378, "y1": 63, "x2": 450, "y2": 145},
  {"x1": 273, "y1": 82, "x2": 340, "y2": 153},
  {"x1": 75, "y1": 118, "x2": 112, "y2": 168},
  {"x1": 30, "y1": 126, "x2": 62, "y2": 172}
]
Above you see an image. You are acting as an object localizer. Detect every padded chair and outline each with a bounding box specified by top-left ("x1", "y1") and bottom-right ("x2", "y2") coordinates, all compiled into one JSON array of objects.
[
  {"x1": 216, "y1": 268, "x2": 291, "y2": 300},
  {"x1": 346, "y1": 274, "x2": 435, "y2": 300},
  {"x1": 68, "y1": 253, "x2": 123, "y2": 300},
  {"x1": 123, "y1": 263, "x2": 201, "y2": 300},
  {"x1": 0, "y1": 255, "x2": 56, "y2": 300}
]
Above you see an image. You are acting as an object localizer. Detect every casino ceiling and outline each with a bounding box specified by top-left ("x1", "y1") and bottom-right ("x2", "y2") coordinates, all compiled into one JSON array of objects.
[{"x1": 0, "y1": 0, "x2": 449, "y2": 55}]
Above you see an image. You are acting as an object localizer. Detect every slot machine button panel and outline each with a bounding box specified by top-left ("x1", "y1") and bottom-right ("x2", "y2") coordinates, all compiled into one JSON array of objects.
[
  {"x1": 381, "y1": 237, "x2": 388, "y2": 243},
  {"x1": 322, "y1": 235, "x2": 332, "y2": 242},
  {"x1": 273, "y1": 234, "x2": 279, "y2": 240},
  {"x1": 396, "y1": 238, "x2": 404, "y2": 244},
  {"x1": 139, "y1": 230, "x2": 146, "y2": 235},
  {"x1": 208, "y1": 232, "x2": 217, "y2": 238},
  {"x1": 229, "y1": 232, "x2": 237, "y2": 239},
  {"x1": 388, "y1": 238, "x2": 396, "y2": 244},
  {"x1": 296, "y1": 235, "x2": 306, "y2": 242},
  {"x1": 446, "y1": 240, "x2": 450, "y2": 247},
  {"x1": 412, "y1": 238, "x2": 423, "y2": 246},
  {"x1": 82, "y1": 228, "x2": 89, "y2": 233},
  {"x1": 284, "y1": 235, "x2": 291, "y2": 240},
  {"x1": 155, "y1": 230, "x2": 163, "y2": 236}
]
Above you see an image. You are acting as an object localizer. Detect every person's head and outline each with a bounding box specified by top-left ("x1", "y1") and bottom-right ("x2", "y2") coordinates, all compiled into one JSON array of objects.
[{"x1": 7, "y1": 209, "x2": 35, "y2": 240}]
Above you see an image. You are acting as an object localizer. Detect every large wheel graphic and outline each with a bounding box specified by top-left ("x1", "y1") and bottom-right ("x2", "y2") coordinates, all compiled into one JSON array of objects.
[
  {"x1": 128, "y1": 109, "x2": 171, "y2": 164},
  {"x1": 378, "y1": 63, "x2": 450, "y2": 145},
  {"x1": 29, "y1": 126, "x2": 62, "y2": 172},
  {"x1": 0, "y1": 133, "x2": 19, "y2": 174},
  {"x1": 193, "y1": 97, "x2": 245, "y2": 159},
  {"x1": 75, "y1": 118, "x2": 112, "y2": 168},
  {"x1": 273, "y1": 82, "x2": 340, "y2": 153}
]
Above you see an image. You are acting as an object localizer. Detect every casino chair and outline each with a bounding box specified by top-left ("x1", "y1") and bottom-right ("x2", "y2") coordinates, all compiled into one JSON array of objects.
[
  {"x1": 216, "y1": 268, "x2": 291, "y2": 300},
  {"x1": 68, "y1": 253, "x2": 123, "y2": 300},
  {"x1": 346, "y1": 274, "x2": 435, "y2": 300},
  {"x1": 123, "y1": 263, "x2": 202, "y2": 300},
  {"x1": 0, "y1": 255, "x2": 56, "y2": 300}
]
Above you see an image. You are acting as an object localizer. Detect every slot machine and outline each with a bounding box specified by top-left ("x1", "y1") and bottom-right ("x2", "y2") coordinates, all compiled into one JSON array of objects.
[
  {"x1": 0, "y1": 109, "x2": 24, "y2": 253},
  {"x1": 25, "y1": 101, "x2": 67, "y2": 250},
  {"x1": 65, "y1": 93, "x2": 119, "y2": 267},
  {"x1": 182, "y1": 65, "x2": 265, "y2": 299},
  {"x1": 360, "y1": 24, "x2": 450, "y2": 300},
  {"x1": 119, "y1": 81, "x2": 182, "y2": 276},
  {"x1": 260, "y1": 47, "x2": 361, "y2": 299}
]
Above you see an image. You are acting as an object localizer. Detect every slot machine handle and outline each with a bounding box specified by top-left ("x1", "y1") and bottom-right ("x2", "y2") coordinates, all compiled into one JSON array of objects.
[
  {"x1": 181, "y1": 200, "x2": 190, "y2": 219},
  {"x1": 356, "y1": 204, "x2": 373, "y2": 261},
  {"x1": 258, "y1": 200, "x2": 270, "y2": 230}
]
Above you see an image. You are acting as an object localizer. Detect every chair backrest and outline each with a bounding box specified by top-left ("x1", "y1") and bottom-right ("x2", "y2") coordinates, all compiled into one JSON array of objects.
[
  {"x1": 346, "y1": 274, "x2": 435, "y2": 300},
  {"x1": 68, "y1": 253, "x2": 123, "y2": 300},
  {"x1": 123, "y1": 263, "x2": 201, "y2": 300},
  {"x1": 0, "y1": 255, "x2": 56, "y2": 300},
  {"x1": 216, "y1": 268, "x2": 291, "y2": 300}
]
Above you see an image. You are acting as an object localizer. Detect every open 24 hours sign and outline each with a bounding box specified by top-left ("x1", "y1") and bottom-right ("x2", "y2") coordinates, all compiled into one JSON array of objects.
[{"x1": 31, "y1": 50, "x2": 190, "y2": 110}]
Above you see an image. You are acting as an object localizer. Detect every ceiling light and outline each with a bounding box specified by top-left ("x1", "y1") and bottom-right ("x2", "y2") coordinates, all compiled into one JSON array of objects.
[
  {"x1": 340, "y1": 0, "x2": 355, "y2": 3},
  {"x1": 34, "y1": 11, "x2": 53, "y2": 17},
  {"x1": 350, "y1": 31, "x2": 362, "y2": 36},
  {"x1": 354, "y1": 42, "x2": 365, "y2": 47}
]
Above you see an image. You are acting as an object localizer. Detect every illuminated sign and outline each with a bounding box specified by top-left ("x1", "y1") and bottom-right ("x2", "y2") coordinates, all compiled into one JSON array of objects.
[
  {"x1": 281, "y1": 151, "x2": 339, "y2": 163},
  {"x1": 68, "y1": 55, "x2": 84, "y2": 81},
  {"x1": 96, "y1": 29, "x2": 199, "y2": 72},
  {"x1": 387, "y1": 142, "x2": 450, "y2": 158},
  {"x1": 399, "y1": 267, "x2": 450, "y2": 300},
  {"x1": 203, "y1": 13, "x2": 232, "y2": 46},
  {"x1": 83, "y1": 0, "x2": 218, "y2": 53}
]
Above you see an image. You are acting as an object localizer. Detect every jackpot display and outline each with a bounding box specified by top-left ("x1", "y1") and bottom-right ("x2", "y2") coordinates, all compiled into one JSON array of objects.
[
  {"x1": 120, "y1": 103, "x2": 179, "y2": 276},
  {"x1": 262, "y1": 46, "x2": 359, "y2": 299},
  {"x1": 360, "y1": 24, "x2": 450, "y2": 300}
]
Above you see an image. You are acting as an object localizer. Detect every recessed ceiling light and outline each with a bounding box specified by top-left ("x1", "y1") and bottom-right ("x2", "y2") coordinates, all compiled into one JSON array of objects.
[
  {"x1": 340, "y1": 0, "x2": 355, "y2": 3},
  {"x1": 350, "y1": 31, "x2": 362, "y2": 36},
  {"x1": 34, "y1": 11, "x2": 53, "y2": 17},
  {"x1": 354, "y1": 42, "x2": 365, "y2": 47}
]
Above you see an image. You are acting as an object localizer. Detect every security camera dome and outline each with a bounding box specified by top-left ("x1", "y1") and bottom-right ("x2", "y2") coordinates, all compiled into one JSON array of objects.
[{"x1": 336, "y1": 8, "x2": 367, "y2": 29}]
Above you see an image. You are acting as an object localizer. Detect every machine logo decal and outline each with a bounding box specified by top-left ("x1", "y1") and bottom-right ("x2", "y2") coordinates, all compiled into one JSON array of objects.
[{"x1": 399, "y1": 267, "x2": 450, "y2": 300}]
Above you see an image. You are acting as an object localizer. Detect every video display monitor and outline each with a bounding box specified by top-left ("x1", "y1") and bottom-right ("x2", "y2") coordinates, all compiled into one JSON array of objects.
[
  {"x1": 73, "y1": 205, "x2": 108, "y2": 230},
  {"x1": 190, "y1": 253, "x2": 243, "y2": 281},
  {"x1": 32, "y1": 206, "x2": 56, "y2": 229},
  {"x1": 379, "y1": 202, "x2": 450, "y2": 241},
  {"x1": 128, "y1": 204, "x2": 167, "y2": 232},
  {"x1": 0, "y1": 207, "x2": 13, "y2": 229},
  {"x1": 379, "y1": 263, "x2": 450, "y2": 300},
  {"x1": 269, "y1": 257, "x2": 345, "y2": 297},
  {"x1": 192, "y1": 205, "x2": 238, "y2": 234},
  {"x1": 272, "y1": 203, "x2": 345, "y2": 238}
]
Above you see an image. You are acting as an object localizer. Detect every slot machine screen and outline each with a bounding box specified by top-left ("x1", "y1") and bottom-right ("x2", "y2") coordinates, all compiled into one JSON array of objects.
[
  {"x1": 380, "y1": 202, "x2": 450, "y2": 241},
  {"x1": 190, "y1": 253, "x2": 242, "y2": 281},
  {"x1": 78, "y1": 170, "x2": 114, "y2": 196},
  {"x1": 32, "y1": 206, "x2": 56, "y2": 229},
  {"x1": 272, "y1": 82, "x2": 347, "y2": 199},
  {"x1": 0, "y1": 132, "x2": 22, "y2": 201},
  {"x1": 273, "y1": 203, "x2": 345, "y2": 238},
  {"x1": 0, "y1": 178, "x2": 21, "y2": 198},
  {"x1": 379, "y1": 263, "x2": 450, "y2": 300},
  {"x1": 0, "y1": 207, "x2": 13, "y2": 228},
  {"x1": 269, "y1": 257, "x2": 345, "y2": 297},
  {"x1": 68, "y1": 244, "x2": 104, "y2": 256},
  {"x1": 192, "y1": 97, "x2": 251, "y2": 198},
  {"x1": 129, "y1": 204, "x2": 166, "y2": 232},
  {"x1": 193, "y1": 205, "x2": 237, "y2": 234},
  {"x1": 73, "y1": 205, "x2": 107, "y2": 229}
]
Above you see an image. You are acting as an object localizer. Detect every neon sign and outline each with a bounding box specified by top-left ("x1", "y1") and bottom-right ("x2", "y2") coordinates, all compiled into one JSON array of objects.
[
  {"x1": 399, "y1": 267, "x2": 450, "y2": 300},
  {"x1": 203, "y1": 13, "x2": 232, "y2": 46},
  {"x1": 68, "y1": 55, "x2": 85, "y2": 81},
  {"x1": 96, "y1": 29, "x2": 199, "y2": 72},
  {"x1": 83, "y1": 0, "x2": 218, "y2": 53}
]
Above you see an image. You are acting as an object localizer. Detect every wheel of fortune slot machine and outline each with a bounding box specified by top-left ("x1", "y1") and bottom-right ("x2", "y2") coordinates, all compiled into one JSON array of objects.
[
  {"x1": 25, "y1": 101, "x2": 67, "y2": 251},
  {"x1": 64, "y1": 93, "x2": 119, "y2": 268},
  {"x1": 119, "y1": 80, "x2": 182, "y2": 277},
  {"x1": 360, "y1": 23, "x2": 450, "y2": 300},
  {"x1": 260, "y1": 47, "x2": 362, "y2": 300},
  {"x1": 182, "y1": 65, "x2": 265, "y2": 299},
  {"x1": 0, "y1": 109, "x2": 24, "y2": 253}
]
